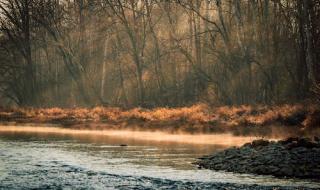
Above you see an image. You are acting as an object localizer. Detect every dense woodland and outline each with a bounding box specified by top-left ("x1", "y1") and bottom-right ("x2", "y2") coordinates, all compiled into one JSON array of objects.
[{"x1": 0, "y1": 0, "x2": 319, "y2": 108}]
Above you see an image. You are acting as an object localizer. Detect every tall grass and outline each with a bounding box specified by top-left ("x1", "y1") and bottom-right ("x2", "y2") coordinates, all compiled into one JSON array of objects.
[{"x1": 0, "y1": 104, "x2": 319, "y2": 136}]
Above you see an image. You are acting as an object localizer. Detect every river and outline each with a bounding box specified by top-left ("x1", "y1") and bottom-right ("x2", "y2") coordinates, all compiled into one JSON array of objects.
[{"x1": 0, "y1": 126, "x2": 319, "y2": 189}]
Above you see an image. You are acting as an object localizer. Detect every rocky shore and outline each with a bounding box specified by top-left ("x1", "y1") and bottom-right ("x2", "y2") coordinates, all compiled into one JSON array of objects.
[{"x1": 196, "y1": 137, "x2": 320, "y2": 179}]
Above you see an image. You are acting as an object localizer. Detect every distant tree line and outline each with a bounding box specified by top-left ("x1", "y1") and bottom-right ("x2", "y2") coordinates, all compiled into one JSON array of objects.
[{"x1": 0, "y1": 0, "x2": 319, "y2": 107}]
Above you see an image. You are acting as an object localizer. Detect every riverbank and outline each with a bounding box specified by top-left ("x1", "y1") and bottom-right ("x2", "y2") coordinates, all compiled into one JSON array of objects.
[
  {"x1": 196, "y1": 137, "x2": 320, "y2": 180},
  {"x1": 0, "y1": 104, "x2": 319, "y2": 137}
]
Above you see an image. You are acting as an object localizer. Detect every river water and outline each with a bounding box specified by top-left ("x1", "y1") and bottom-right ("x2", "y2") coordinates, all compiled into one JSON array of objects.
[{"x1": 0, "y1": 126, "x2": 319, "y2": 189}]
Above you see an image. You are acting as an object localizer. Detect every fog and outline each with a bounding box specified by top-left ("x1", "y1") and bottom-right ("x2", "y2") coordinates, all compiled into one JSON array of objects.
[{"x1": 0, "y1": 125, "x2": 264, "y2": 146}]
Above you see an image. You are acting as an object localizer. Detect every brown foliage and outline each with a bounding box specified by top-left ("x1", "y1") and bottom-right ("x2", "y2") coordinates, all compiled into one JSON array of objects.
[{"x1": 0, "y1": 104, "x2": 319, "y2": 137}]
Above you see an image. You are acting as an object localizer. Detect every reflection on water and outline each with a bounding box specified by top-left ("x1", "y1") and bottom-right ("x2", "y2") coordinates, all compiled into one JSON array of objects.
[
  {"x1": 0, "y1": 126, "x2": 260, "y2": 146},
  {"x1": 0, "y1": 130, "x2": 223, "y2": 170},
  {"x1": 0, "y1": 126, "x2": 319, "y2": 189}
]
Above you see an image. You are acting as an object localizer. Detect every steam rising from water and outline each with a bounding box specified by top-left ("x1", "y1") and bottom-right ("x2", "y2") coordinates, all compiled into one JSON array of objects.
[
  {"x1": 0, "y1": 126, "x2": 263, "y2": 146},
  {"x1": 1, "y1": 125, "x2": 319, "y2": 189}
]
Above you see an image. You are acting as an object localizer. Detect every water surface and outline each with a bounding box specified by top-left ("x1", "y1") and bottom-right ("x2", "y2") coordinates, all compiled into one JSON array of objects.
[{"x1": 0, "y1": 126, "x2": 319, "y2": 189}]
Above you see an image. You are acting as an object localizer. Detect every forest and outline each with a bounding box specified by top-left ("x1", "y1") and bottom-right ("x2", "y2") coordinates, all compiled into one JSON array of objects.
[
  {"x1": 0, "y1": 0, "x2": 319, "y2": 108},
  {"x1": 1, "y1": 1, "x2": 320, "y2": 189}
]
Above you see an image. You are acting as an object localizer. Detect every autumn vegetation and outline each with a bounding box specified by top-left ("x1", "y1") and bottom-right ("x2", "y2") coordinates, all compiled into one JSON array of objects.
[
  {"x1": 0, "y1": 1, "x2": 319, "y2": 137},
  {"x1": 1, "y1": 104, "x2": 319, "y2": 137}
]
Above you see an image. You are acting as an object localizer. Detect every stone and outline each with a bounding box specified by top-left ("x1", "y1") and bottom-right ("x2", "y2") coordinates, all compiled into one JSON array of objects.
[
  {"x1": 195, "y1": 137, "x2": 320, "y2": 180},
  {"x1": 279, "y1": 137, "x2": 299, "y2": 145},
  {"x1": 251, "y1": 139, "x2": 269, "y2": 148}
]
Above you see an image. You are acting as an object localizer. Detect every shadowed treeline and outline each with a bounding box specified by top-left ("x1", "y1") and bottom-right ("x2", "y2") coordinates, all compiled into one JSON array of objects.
[{"x1": 0, "y1": 0, "x2": 319, "y2": 107}]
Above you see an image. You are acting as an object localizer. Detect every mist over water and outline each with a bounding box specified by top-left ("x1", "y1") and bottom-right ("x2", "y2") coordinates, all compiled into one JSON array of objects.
[
  {"x1": 0, "y1": 126, "x2": 261, "y2": 146},
  {"x1": 0, "y1": 126, "x2": 319, "y2": 189}
]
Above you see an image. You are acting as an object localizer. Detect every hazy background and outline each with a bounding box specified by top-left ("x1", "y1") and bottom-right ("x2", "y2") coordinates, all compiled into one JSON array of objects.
[{"x1": 0, "y1": 0, "x2": 319, "y2": 107}]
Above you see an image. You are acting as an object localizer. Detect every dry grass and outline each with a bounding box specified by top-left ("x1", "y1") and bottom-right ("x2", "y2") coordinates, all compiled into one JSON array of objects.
[{"x1": 0, "y1": 104, "x2": 319, "y2": 137}]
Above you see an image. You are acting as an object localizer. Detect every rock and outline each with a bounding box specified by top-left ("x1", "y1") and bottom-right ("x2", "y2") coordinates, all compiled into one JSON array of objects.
[
  {"x1": 243, "y1": 142, "x2": 252, "y2": 147},
  {"x1": 195, "y1": 137, "x2": 320, "y2": 180},
  {"x1": 279, "y1": 167, "x2": 294, "y2": 177},
  {"x1": 265, "y1": 166, "x2": 279, "y2": 173},
  {"x1": 292, "y1": 146, "x2": 307, "y2": 153},
  {"x1": 251, "y1": 139, "x2": 269, "y2": 148},
  {"x1": 279, "y1": 137, "x2": 299, "y2": 145}
]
